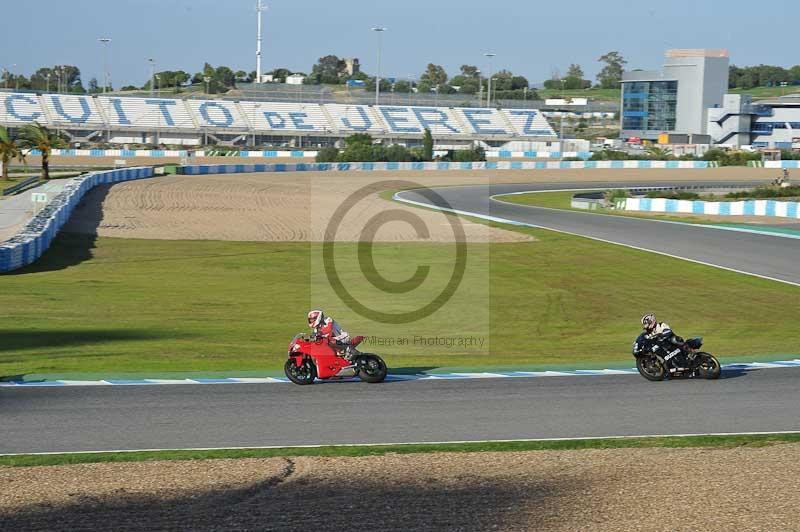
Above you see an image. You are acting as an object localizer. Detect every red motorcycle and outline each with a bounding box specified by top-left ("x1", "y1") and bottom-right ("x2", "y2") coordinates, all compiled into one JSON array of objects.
[{"x1": 284, "y1": 333, "x2": 388, "y2": 385}]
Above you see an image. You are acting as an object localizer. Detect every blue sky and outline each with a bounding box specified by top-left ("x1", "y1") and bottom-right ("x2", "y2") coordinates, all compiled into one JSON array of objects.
[{"x1": 2, "y1": 0, "x2": 798, "y2": 88}]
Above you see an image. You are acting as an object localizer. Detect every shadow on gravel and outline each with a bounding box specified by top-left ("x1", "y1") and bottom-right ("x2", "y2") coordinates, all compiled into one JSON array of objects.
[{"x1": 0, "y1": 461, "x2": 581, "y2": 531}]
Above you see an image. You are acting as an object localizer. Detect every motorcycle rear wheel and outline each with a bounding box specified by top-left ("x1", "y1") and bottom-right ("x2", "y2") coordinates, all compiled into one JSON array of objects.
[
  {"x1": 695, "y1": 352, "x2": 721, "y2": 380},
  {"x1": 284, "y1": 358, "x2": 317, "y2": 385},
  {"x1": 636, "y1": 356, "x2": 666, "y2": 381},
  {"x1": 357, "y1": 354, "x2": 387, "y2": 384}
]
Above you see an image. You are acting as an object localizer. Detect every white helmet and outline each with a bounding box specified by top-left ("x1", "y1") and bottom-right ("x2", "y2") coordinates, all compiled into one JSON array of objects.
[
  {"x1": 307, "y1": 309, "x2": 325, "y2": 328},
  {"x1": 641, "y1": 313, "x2": 657, "y2": 332}
]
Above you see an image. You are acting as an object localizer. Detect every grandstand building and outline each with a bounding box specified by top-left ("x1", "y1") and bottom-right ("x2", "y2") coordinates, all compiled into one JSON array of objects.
[
  {"x1": 0, "y1": 91, "x2": 557, "y2": 148},
  {"x1": 620, "y1": 49, "x2": 729, "y2": 141},
  {"x1": 708, "y1": 93, "x2": 800, "y2": 149}
]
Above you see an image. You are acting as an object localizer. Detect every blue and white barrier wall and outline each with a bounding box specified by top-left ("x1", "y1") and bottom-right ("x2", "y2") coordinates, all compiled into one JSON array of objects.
[
  {"x1": 0, "y1": 167, "x2": 154, "y2": 273},
  {"x1": 488, "y1": 151, "x2": 592, "y2": 160},
  {"x1": 765, "y1": 161, "x2": 800, "y2": 169},
  {"x1": 26, "y1": 149, "x2": 318, "y2": 158},
  {"x1": 180, "y1": 160, "x2": 717, "y2": 175},
  {"x1": 749, "y1": 161, "x2": 800, "y2": 169},
  {"x1": 617, "y1": 197, "x2": 800, "y2": 219}
]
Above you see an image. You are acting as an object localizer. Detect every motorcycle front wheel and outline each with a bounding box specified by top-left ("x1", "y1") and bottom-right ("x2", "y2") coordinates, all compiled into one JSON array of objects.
[
  {"x1": 636, "y1": 356, "x2": 666, "y2": 381},
  {"x1": 694, "y1": 352, "x2": 721, "y2": 380},
  {"x1": 357, "y1": 354, "x2": 387, "y2": 384},
  {"x1": 284, "y1": 358, "x2": 317, "y2": 385}
]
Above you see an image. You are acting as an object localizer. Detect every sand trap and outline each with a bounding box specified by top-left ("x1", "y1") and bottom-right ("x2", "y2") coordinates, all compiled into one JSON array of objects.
[{"x1": 61, "y1": 167, "x2": 776, "y2": 243}]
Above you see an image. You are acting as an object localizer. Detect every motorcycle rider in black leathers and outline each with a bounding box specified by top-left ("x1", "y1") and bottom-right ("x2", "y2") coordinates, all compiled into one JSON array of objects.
[{"x1": 641, "y1": 313, "x2": 687, "y2": 370}]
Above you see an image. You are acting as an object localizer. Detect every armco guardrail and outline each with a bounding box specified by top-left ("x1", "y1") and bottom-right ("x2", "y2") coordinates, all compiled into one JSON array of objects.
[
  {"x1": 617, "y1": 196, "x2": 800, "y2": 219},
  {"x1": 179, "y1": 160, "x2": 718, "y2": 175},
  {"x1": 2, "y1": 175, "x2": 39, "y2": 196},
  {"x1": 0, "y1": 167, "x2": 154, "y2": 273}
]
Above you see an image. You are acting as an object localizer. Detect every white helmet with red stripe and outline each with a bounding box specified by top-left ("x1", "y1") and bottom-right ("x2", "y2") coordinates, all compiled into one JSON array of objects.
[
  {"x1": 307, "y1": 309, "x2": 325, "y2": 329},
  {"x1": 641, "y1": 313, "x2": 657, "y2": 332}
]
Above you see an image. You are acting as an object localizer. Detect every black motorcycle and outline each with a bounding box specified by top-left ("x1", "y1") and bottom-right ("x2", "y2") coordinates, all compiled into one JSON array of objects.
[{"x1": 632, "y1": 333, "x2": 721, "y2": 381}]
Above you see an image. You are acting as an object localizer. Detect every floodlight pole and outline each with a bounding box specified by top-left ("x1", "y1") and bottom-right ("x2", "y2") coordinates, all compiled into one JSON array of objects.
[
  {"x1": 256, "y1": 0, "x2": 267, "y2": 83},
  {"x1": 372, "y1": 27, "x2": 387, "y2": 105},
  {"x1": 98, "y1": 37, "x2": 111, "y2": 93},
  {"x1": 484, "y1": 53, "x2": 496, "y2": 107},
  {"x1": 477, "y1": 69, "x2": 482, "y2": 107},
  {"x1": 149, "y1": 58, "x2": 156, "y2": 96}
]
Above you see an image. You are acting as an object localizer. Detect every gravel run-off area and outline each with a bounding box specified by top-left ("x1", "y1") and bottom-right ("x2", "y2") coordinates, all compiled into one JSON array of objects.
[
  {"x1": 59, "y1": 167, "x2": 776, "y2": 244},
  {"x1": 2, "y1": 445, "x2": 800, "y2": 531}
]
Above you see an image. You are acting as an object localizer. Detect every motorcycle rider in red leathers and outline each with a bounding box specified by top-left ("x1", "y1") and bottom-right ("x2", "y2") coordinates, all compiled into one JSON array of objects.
[{"x1": 307, "y1": 310, "x2": 352, "y2": 358}]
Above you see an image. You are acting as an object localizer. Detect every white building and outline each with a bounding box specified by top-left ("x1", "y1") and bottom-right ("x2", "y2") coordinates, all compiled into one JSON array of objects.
[
  {"x1": 286, "y1": 74, "x2": 306, "y2": 85},
  {"x1": 621, "y1": 49, "x2": 729, "y2": 141},
  {"x1": 709, "y1": 93, "x2": 800, "y2": 149}
]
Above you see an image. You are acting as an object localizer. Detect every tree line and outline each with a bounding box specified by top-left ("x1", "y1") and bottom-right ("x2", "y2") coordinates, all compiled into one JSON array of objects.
[
  {"x1": 729, "y1": 64, "x2": 800, "y2": 89},
  {"x1": 301, "y1": 55, "x2": 535, "y2": 100},
  {"x1": 0, "y1": 62, "x2": 252, "y2": 95},
  {"x1": 543, "y1": 52, "x2": 627, "y2": 91},
  {"x1": 315, "y1": 132, "x2": 485, "y2": 163},
  {"x1": 5, "y1": 55, "x2": 799, "y2": 98}
]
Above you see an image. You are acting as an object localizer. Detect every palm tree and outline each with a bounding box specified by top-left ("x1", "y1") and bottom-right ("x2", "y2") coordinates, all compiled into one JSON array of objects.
[
  {"x1": 18, "y1": 122, "x2": 66, "y2": 181},
  {"x1": 0, "y1": 126, "x2": 25, "y2": 181},
  {"x1": 644, "y1": 146, "x2": 673, "y2": 161}
]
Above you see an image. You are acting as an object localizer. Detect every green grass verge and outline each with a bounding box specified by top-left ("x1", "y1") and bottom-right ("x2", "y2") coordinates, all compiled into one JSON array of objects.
[
  {"x1": 2, "y1": 224, "x2": 799, "y2": 377},
  {"x1": 501, "y1": 191, "x2": 800, "y2": 236},
  {"x1": 499, "y1": 190, "x2": 746, "y2": 225},
  {"x1": 536, "y1": 88, "x2": 621, "y2": 102},
  {"x1": 3, "y1": 433, "x2": 800, "y2": 468},
  {"x1": 730, "y1": 86, "x2": 800, "y2": 99},
  {"x1": 1, "y1": 175, "x2": 36, "y2": 193}
]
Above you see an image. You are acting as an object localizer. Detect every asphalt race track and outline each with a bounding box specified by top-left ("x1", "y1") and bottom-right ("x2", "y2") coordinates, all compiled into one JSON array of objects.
[
  {"x1": 2, "y1": 367, "x2": 799, "y2": 454},
  {"x1": 396, "y1": 179, "x2": 800, "y2": 285},
  {"x1": 3, "y1": 177, "x2": 800, "y2": 454}
]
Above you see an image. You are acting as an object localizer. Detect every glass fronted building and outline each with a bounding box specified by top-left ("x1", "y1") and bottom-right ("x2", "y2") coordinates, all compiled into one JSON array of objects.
[
  {"x1": 622, "y1": 81, "x2": 678, "y2": 133},
  {"x1": 620, "y1": 50, "x2": 729, "y2": 141}
]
